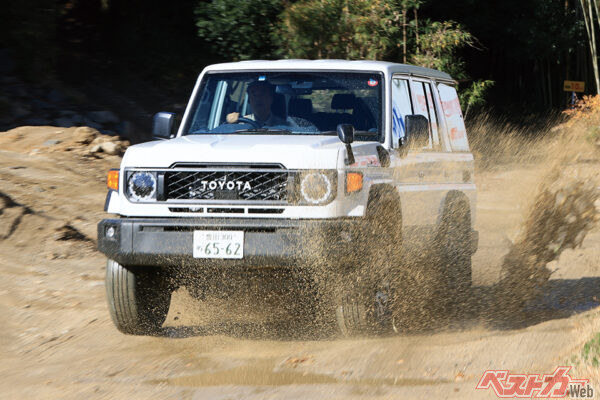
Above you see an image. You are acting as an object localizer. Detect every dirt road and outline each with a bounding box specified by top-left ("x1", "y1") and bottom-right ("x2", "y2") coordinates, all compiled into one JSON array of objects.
[{"x1": 1, "y1": 127, "x2": 599, "y2": 399}]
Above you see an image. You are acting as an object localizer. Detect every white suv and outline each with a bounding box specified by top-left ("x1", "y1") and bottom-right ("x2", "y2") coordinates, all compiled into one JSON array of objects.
[{"x1": 98, "y1": 60, "x2": 477, "y2": 335}]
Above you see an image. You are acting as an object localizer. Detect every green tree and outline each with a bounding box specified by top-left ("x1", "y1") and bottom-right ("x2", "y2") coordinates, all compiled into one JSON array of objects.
[
  {"x1": 195, "y1": 0, "x2": 283, "y2": 61},
  {"x1": 410, "y1": 20, "x2": 493, "y2": 114},
  {"x1": 278, "y1": 0, "x2": 404, "y2": 59},
  {"x1": 277, "y1": 0, "x2": 492, "y2": 110},
  {"x1": 411, "y1": 21, "x2": 473, "y2": 78},
  {"x1": 278, "y1": 1, "x2": 477, "y2": 75}
]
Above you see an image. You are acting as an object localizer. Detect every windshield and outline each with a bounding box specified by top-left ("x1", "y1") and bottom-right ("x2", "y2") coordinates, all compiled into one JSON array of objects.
[{"x1": 184, "y1": 71, "x2": 384, "y2": 141}]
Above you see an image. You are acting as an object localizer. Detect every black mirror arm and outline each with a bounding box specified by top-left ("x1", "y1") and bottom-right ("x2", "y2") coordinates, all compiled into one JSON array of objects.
[
  {"x1": 337, "y1": 124, "x2": 355, "y2": 165},
  {"x1": 345, "y1": 144, "x2": 355, "y2": 165}
]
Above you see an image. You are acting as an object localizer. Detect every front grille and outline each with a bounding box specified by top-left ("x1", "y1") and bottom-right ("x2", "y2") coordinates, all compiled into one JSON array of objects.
[{"x1": 164, "y1": 170, "x2": 289, "y2": 202}]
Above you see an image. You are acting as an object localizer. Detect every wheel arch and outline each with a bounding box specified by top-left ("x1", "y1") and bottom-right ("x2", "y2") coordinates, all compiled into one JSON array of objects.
[{"x1": 366, "y1": 184, "x2": 403, "y2": 218}]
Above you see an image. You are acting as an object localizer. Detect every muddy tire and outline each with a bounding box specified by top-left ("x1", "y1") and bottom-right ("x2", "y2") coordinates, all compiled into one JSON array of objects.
[
  {"x1": 335, "y1": 292, "x2": 368, "y2": 336},
  {"x1": 388, "y1": 197, "x2": 472, "y2": 332},
  {"x1": 334, "y1": 187, "x2": 401, "y2": 336},
  {"x1": 335, "y1": 283, "x2": 394, "y2": 336},
  {"x1": 436, "y1": 198, "x2": 472, "y2": 307},
  {"x1": 105, "y1": 259, "x2": 172, "y2": 335}
]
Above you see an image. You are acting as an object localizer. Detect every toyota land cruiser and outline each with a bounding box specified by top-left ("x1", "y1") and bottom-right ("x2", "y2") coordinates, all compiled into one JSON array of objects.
[{"x1": 98, "y1": 60, "x2": 477, "y2": 336}]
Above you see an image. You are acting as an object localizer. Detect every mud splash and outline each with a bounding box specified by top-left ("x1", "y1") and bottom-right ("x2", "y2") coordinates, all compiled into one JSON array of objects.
[
  {"x1": 167, "y1": 113, "x2": 599, "y2": 336},
  {"x1": 496, "y1": 171, "x2": 599, "y2": 309},
  {"x1": 469, "y1": 113, "x2": 600, "y2": 324}
]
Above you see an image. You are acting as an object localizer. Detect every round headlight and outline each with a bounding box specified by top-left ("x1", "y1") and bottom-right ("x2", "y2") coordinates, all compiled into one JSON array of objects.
[
  {"x1": 300, "y1": 172, "x2": 332, "y2": 204},
  {"x1": 127, "y1": 172, "x2": 156, "y2": 201}
]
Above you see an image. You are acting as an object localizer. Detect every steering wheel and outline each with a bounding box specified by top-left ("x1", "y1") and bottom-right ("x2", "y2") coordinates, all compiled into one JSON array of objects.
[{"x1": 235, "y1": 117, "x2": 261, "y2": 129}]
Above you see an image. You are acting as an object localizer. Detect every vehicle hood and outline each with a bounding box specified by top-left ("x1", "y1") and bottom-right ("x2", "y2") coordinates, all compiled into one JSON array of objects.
[{"x1": 122, "y1": 134, "x2": 352, "y2": 169}]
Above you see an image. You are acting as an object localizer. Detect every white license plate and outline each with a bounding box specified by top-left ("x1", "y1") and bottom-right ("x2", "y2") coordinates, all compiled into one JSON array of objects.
[{"x1": 193, "y1": 230, "x2": 244, "y2": 259}]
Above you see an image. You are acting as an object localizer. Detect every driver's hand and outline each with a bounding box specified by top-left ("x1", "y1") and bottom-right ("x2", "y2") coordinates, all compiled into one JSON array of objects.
[{"x1": 226, "y1": 112, "x2": 240, "y2": 124}]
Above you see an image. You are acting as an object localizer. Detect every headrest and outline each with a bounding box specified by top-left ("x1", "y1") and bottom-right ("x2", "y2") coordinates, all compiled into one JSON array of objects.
[
  {"x1": 331, "y1": 93, "x2": 356, "y2": 110},
  {"x1": 271, "y1": 93, "x2": 286, "y2": 118},
  {"x1": 289, "y1": 98, "x2": 312, "y2": 115}
]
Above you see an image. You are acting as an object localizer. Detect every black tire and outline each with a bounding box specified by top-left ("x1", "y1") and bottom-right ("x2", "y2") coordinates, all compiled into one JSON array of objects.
[
  {"x1": 436, "y1": 198, "x2": 472, "y2": 308},
  {"x1": 386, "y1": 199, "x2": 472, "y2": 332},
  {"x1": 335, "y1": 281, "x2": 394, "y2": 336},
  {"x1": 335, "y1": 291, "x2": 368, "y2": 336},
  {"x1": 334, "y1": 188, "x2": 402, "y2": 336},
  {"x1": 105, "y1": 259, "x2": 172, "y2": 335}
]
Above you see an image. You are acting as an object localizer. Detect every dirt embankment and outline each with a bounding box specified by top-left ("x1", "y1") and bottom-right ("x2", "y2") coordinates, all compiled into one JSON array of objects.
[
  {"x1": 0, "y1": 127, "x2": 126, "y2": 259},
  {"x1": 0, "y1": 124, "x2": 599, "y2": 399}
]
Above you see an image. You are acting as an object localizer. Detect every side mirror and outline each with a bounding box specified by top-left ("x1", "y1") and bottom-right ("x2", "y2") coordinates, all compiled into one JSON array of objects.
[
  {"x1": 337, "y1": 124, "x2": 354, "y2": 144},
  {"x1": 337, "y1": 124, "x2": 355, "y2": 165},
  {"x1": 404, "y1": 115, "x2": 430, "y2": 149},
  {"x1": 152, "y1": 112, "x2": 176, "y2": 140}
]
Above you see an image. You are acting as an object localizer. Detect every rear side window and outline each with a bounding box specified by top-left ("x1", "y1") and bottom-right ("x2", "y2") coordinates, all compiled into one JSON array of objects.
[
  {"x1": 410, "y1": 80, "x2": 440, "y2": 148},
  {"x1": 423, "y1": 83, "x2": 440, "y2": 146},
  {"x1": 391, "y1": 78, "x2": 413, "y2": 147},
  {"x1": 437, "y1": 83, "x2": 469, "y2": 151}
]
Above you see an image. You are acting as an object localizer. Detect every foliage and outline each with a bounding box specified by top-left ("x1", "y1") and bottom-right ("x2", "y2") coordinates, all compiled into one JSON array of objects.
[
  {"x1": 581, "y1": 333, "x2": 600, "y2": 367},
  {"x1": 277, "y1": 1, "x2": 476, "y2": 67},
  {"x1": 195, "y1": 0, "x2": 283, "y2": 61},
  {"x1": 460, "y1": 80, "x2": 495, "y2": 118},
  {"x1": 563, "y1": 94, "x2": 600, "y2": 142},
  {"x1": 410, "y1": 21, "x2": 472, "y2": 78},
  {"x1": 563, "y1": 94, "x2": 600, "y2": 120},
  {"x1": 409, "y1": 20, "x2": 495, "y2": 113},
  {"x1": 1, "y1": 0, "x2": 592, "y2": 114},
  {"x1": 276, "y1": 1, "x2": 492, "y2": 110},
  {"x1": 277, "y1": 0, "x2": 403, "y2": 59}
]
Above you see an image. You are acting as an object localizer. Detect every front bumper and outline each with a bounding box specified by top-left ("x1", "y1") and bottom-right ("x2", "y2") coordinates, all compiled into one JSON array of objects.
[{"x1": 97, "y1": 217, "x2": 362, "y2": 268}]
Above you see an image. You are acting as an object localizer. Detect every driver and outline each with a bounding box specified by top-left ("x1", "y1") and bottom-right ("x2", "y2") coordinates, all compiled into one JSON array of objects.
[{"x1": 226, "y1": 81, "x2": 287, "y2": 127}]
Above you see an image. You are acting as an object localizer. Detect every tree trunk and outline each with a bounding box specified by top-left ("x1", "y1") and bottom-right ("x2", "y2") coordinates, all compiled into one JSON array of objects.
[
  {"x1": 580, "y1": 0, "x2": 600, "y2": 93},
  {"x1": 547, "y1": 58, "x2": 553, "y2": 107},
  {"x1": 402, "y1": 8, "x2": 407, "y2": 63},
  {"x1": 414, "y1": 8, "x2": 419, "y2": 55},
  {"x1": 588, "y1": 0, "x2": 600, "y2": 92}
]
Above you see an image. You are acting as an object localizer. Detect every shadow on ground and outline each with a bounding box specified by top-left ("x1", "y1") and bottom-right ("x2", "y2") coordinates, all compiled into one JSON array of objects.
[{"x1": 483, "y1": 277, "x2": 600, "y2": 330}]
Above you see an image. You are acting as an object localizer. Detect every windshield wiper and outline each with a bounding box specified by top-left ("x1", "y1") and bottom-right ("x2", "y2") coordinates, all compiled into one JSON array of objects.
[
  {"x1": 234, "y1": 128, "x2": 292, "y2": 134},
  {"x1": 321, "y1": 130, "x2": 378, "y2": 135}
]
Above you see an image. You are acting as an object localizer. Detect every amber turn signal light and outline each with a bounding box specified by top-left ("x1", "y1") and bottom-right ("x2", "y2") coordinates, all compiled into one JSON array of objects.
[
  {"x1": 346, "y1": 172, "x2": 363, "y2": 194},
  {"x1": 107, "y1": 169, "x2": 119, "y2": 190}
]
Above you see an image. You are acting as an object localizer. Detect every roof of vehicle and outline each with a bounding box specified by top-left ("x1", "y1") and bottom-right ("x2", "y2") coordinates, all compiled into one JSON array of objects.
[{"x1": 203, "y1": 59, "x2": 454, "y2": 82}]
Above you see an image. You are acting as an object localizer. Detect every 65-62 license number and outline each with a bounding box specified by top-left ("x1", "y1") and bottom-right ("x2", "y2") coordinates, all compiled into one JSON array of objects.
[{"x1": 193, "y1": 230, "x2": 244, "y2": 259}]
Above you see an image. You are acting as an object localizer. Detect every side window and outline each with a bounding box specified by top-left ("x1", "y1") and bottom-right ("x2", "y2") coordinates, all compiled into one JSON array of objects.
[
  {"x1": 391, "y1": 78, "x2": 413, "y2": 147},
  {"x1": 410, "y1": 80, "x2": 441, "y2": 149},
  {"x1": 437, "y1": 83, "x2": 469, "y2": 151},
  {"x1": 423, "y1": 82, "x2": 440, "y2": 146}
]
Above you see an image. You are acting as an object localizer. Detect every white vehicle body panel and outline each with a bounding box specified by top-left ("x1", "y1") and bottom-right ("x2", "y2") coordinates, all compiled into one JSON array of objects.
[
  {"x1": 106, "y1": 60, "x2": 475, "y2": 233},
  {"x1": 121, "y1": 134, "x2": 344, "y2": 170}
]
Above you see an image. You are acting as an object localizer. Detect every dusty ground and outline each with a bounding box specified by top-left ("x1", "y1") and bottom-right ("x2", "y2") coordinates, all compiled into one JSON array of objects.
[{"x1": 0, "y1": 126, "x2": 599, "y2": 399}]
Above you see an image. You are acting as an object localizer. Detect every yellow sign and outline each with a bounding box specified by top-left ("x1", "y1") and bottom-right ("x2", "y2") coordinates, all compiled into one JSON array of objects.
[{"x1": 564, "y1": 80, "x2": 585, "y2": 92}]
